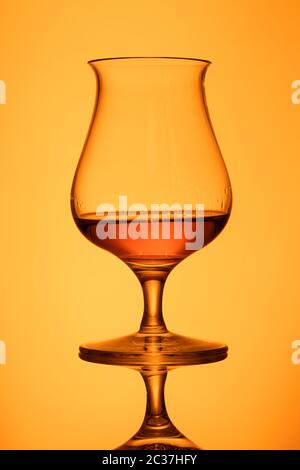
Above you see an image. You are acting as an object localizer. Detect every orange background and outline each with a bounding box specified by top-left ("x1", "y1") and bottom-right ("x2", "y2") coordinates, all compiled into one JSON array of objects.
[{"x1": 1, "y1": 0, "x2": 300, "y2": 449}]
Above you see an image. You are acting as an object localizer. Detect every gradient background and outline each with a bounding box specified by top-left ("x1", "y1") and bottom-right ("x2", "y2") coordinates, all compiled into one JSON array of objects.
[{"x1": 1, "y1": 0, "x2": 300, "y2": 449}]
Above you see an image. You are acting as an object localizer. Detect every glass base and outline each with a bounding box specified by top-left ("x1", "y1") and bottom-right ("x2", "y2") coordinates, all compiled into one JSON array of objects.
[{"x1": 79, "y1": 331, "x2": 228, "y2": 368}]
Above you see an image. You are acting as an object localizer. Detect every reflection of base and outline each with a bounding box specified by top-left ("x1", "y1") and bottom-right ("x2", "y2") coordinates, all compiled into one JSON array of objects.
[
  {"x1": 79, "y1": 332, "x2": 227, "y2": 450},
  {"x1": 116, "y1": 436, "x2": 199, "y2": 450},
  {"x1": 79, "y1": 331, "x2": 228, "y2": 368}
]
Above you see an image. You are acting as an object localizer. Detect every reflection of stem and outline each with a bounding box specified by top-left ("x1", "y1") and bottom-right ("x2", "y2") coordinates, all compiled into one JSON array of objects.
[
  {"x1": 139, "y1": 278, "x2": 168, "y2": 334},
  {"x1": 144, "y1": 369, "x2": 167, "y2": 419},
  {"x1": 137, "y1": 368, "x2": 180, "y2": 438}
]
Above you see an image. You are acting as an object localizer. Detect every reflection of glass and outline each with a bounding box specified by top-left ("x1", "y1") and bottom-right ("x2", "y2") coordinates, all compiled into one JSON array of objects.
[{"x1": 71, "y1": 57, "x2": 232, "y2": 449}]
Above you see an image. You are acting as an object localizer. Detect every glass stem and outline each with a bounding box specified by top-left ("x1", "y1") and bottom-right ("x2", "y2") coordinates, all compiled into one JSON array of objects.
[
  {"x1": 137, "y1": 368, "x2": 179, "y2": 438},
  {"x1": 139, "y1": 277, "x2": 168, "y2": 334}
]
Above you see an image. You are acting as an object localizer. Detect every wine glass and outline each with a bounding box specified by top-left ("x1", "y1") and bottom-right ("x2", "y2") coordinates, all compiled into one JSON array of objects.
[{"x1": 71, "y1": 57, "x2": 232, "y2": 450}]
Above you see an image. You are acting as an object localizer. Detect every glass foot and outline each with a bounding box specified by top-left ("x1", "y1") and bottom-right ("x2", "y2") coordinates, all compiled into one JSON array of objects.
[{"x1": 79, "y1": 331, "x2": 227, "y2": 367}]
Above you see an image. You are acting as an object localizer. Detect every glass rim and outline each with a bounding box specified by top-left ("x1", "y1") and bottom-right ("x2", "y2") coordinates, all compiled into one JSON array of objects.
[{"x1": 88, "y1": 56, "x2": 211, "y2": 65}]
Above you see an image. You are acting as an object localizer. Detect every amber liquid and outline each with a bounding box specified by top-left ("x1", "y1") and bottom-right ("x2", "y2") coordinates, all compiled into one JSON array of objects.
[{"x1": 75, "y1": 212, "x2": 229, "y2": 273}]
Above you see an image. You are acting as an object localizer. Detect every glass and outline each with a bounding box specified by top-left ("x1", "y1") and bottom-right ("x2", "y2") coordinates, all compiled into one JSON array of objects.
[{"x1": 71, "y1": 57, "x2": 232, "y2": 449}]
